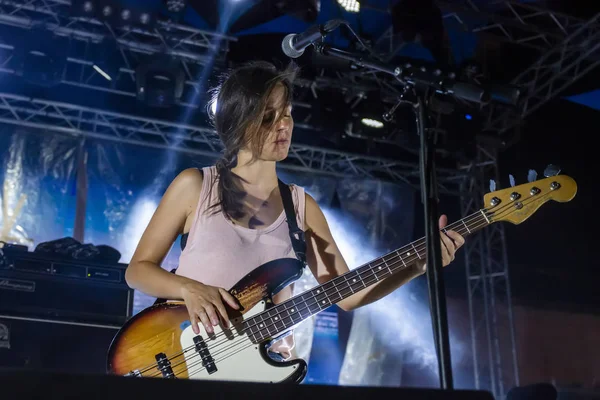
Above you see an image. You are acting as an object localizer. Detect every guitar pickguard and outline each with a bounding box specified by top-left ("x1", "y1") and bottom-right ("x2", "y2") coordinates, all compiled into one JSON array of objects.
[{"x1": 178, "y1": 300, "x2": 304, "y2": 383}]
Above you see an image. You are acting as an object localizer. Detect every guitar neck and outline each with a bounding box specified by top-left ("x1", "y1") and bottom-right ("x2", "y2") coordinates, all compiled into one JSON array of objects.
[{"x1": 243, "y1": 209, "x2": 492, "y2": 343}]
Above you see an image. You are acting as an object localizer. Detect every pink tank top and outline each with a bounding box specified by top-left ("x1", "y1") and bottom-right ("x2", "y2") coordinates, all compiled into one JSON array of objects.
[{"x1": 176, "y1": 166, "x2": 305, "y2": 357}]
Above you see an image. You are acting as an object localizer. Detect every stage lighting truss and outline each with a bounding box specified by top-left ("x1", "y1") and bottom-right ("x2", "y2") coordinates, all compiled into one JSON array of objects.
[
  {"x1": 377, "y1": 1, "x2": 596, "y2": 56},
  {"x1": 483, "y1": 12, "x2": 600, "y2": 141},
  {"x1": 0, "y1": 38, "x2": 207, "y2": 108},
  {"x1": 368, "y1": 3, "x2": 600, "y2": 144},
  {"x1": 0, "y1": 0, "x2": 594, "y2": 191},
  {"x1": 0, "y1": 0, "x2": 235, "y2": 64},
  {"x1": 0, "y1": 0, "x2": 236, "y2": 108},
  {"x1": 0, "y1": 92, "x2": 471, "y2": 194},
  {"x1": 0, "y1": 0, "x2": 596, "y2": 125},
  {"x1": 459, "y1": 145, "x2": 519, "y2": 400}
]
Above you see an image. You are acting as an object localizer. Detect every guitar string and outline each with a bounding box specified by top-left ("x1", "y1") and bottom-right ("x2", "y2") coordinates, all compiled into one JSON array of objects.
[
  {"x1": 179, "y1": 337, "x2": 263, "y2": 379},
  {"x1": 137, "y1": 191, "x2": 553, "y2": 378},
  {"x1": 144, "y1": 210, "x2": 496, "y2": 378},
  {"x1": 241, "y1": 189, "x2": 551, "y2": 345},
  {"x1": 174, "y1": 193, "x2": 546, "y2": 380},
  {"x1": 185, "y1": 341, "x2": 258, "y2": 379},
  {"x1": 165, "y1": 190, "x2": 559, "y2": 378},
  {"x1": 168, "y1": 214, "x2": 498, "y2": 379},
  {"x1": 154, "y1": 212, "x2": 508, "y2": 380},
  {"x1": 134, "y1": 208, "x2": 493, "y2": 377},
  {"x1": 131, "y1": 209, "x2": 481, "y2": 372}
]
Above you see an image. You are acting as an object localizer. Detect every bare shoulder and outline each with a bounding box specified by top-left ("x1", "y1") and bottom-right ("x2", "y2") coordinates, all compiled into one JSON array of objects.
[
  {"x1": 128, "y1": 167, "x2": 205, "y2": 266},
  {"x1": 167, "y1": 167, "x2": 204, "y2": 218},
  {"x1": 172, "y1": 167, "x2": 203, "y2": 188}
]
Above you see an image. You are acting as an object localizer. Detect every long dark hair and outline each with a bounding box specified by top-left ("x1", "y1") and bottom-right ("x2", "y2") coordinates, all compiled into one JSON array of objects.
[{"x1": 207, "y1": 61, "x2": 298, "y2": 220}]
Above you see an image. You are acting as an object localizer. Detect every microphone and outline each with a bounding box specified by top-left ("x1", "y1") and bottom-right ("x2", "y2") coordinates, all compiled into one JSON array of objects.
[{"x1": 281, "y1": 19, "x2": 345, "y2": 58}]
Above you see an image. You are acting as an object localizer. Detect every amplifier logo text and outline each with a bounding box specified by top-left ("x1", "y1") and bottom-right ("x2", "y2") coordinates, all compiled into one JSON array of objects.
[{"x1": 0, "y1": 278, "x2": 36, "y2": 292}]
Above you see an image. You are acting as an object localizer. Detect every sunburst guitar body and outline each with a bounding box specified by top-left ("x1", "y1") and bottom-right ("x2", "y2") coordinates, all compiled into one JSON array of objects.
[
  {"x1": 107, "y1": 258, "x2": 307, "y2": 383},
  {"x1": 106, "y1": 174, "x2": 577, "y2": 384}
]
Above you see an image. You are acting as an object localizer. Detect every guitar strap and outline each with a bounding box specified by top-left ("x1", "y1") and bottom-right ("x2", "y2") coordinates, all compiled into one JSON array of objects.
[{"x1": 278, "y1": 179, "x2": 307, "y2": 267}]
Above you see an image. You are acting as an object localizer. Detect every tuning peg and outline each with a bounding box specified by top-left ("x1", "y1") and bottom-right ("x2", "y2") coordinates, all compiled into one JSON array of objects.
[
  {"x1": 509, "y1": 174, "x2": 515, "y2": 187},
  {"x1": 489, "y1": 179, "x2": 496, "y2": 192},
  {"x1": 544, "y1": 164, "x2": 561, "y2": 177},
  {"x1": 527, "y1": 169, "x2": 538, "y2": 183}
]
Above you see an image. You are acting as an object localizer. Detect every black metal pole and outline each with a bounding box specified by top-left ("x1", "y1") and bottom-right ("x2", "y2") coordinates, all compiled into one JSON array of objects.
[
  {"x1": 313, "y1": 42, "x2": 468, "y2": 390},
  {"x1": 416, "y1": 93, "x2": 453, "y2": 389}
]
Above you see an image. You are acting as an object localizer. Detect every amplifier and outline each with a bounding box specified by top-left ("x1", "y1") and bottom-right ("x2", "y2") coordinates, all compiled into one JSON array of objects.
[
  {"x1": 0, "y1": 316, "x2": 118, "y2": 374},
  {"x1": 0, "y1": 247, "x2": 133, "y2": 327}
]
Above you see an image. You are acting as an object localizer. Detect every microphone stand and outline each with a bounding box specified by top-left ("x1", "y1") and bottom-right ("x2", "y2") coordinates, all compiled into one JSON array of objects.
[
  {"x1": 416, "y1": 90, "x2": 453, "y2": 389},
  {"x1": 313, "y1": 42, "x2": 492, "y2": 390}
]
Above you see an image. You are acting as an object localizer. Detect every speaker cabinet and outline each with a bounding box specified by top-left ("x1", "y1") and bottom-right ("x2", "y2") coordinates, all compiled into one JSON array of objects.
[{"x1": 0, "y1": 316, "x2": 116, "y2": 374}]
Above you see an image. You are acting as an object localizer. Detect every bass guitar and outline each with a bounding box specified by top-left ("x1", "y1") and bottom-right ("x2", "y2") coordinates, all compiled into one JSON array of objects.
[{"x1": 106, "y1": 174, "x2": 577, "y2": 383}]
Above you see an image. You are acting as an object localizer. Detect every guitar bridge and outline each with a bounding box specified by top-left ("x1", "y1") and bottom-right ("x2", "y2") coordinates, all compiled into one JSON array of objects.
[{"x1": 193, "y1": 335, "x2": 217, "y2": 374}]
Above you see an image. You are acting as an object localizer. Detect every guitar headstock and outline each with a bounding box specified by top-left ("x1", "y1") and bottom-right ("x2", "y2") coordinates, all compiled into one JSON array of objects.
[{"x1": 484, "y1": 175, "x2": 577, "y2": 224}]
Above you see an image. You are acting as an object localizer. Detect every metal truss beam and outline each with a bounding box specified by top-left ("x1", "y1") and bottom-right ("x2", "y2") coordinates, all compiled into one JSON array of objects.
[
  {"x1": 0, "y1": 0, "x2": 236, "y2": 108},
  {"x1": 459, "y1": 146, "x2": 519, "y2": 399},
  {"x1": 0, "y1": 37, "x2": 208, "y2": 109},
  {"x1": 0, "y1": 92, "x2": 467, "y2": 194},
  {"x1": 440, "y1": 1, "x2": 593, "y2": 50},
  {"x1": 307, "y1": 13, "x2": 600, "y2": 157},
  {"x1": 377, "y1": 1, "x2": 595, "y2": 56},
  {"x1": 375, "y1": 10, "x2": 600, "y2": 145},
  {"x1": 484, "y1": 12, "x2": 600, "y2": 137},
  {"x1": 0, "y1": 3, "x2": 467, "y2": 189},
  {"x1": 0, "y1": 0, "x2": 235, "y2": 64},
  {"x1": 3, "y1": 0, "x2": 594, "y2": 184},
  {"x1": 375, "y1": 4, "x2": 600, "y2": 145}
]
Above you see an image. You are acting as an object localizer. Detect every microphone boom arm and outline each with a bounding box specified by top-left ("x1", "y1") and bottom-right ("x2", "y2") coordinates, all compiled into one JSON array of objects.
[{"x1": 316, "y1": 43, "x2": 400, "y2": 77}]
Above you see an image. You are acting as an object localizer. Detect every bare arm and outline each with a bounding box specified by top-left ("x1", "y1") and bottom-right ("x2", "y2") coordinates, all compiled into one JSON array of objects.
[
  {"x1": 304, "y1": 193, "x2": 464, "y2": 312},
  {"x1": 125, "y1": 168, "x2": 239, "y2": 334},
  {"x1": 124, "y1": 168, "x2": 202, "y2": 299}
]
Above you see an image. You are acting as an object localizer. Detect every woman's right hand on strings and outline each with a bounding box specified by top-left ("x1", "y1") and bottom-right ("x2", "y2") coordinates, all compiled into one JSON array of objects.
[{"x1": 179, "y1": 280, "x2": 240, "y2": 335}]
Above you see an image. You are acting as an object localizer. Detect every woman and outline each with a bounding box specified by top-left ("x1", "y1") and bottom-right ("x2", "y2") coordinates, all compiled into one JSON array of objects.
[{"x1": 125, "y1": 61, "x2": 465, "y2": 361}]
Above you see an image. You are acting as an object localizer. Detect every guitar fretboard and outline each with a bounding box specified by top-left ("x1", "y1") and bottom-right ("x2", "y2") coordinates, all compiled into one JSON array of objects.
[{"x1": 243, "y1": 209, "x2": 491, "y2": 343}]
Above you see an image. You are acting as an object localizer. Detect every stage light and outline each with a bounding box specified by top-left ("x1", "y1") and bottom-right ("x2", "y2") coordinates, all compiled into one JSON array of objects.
[
  {"x1": 15, "y1": 28, "x2": 68, "y2": 87},
  {"x1": 83, "y1": 1, "x2": 94, "y2": 13},
  {"x1": 361, "y1": 118, "x2": 383, "y2": 128},
  {"x1": 488, "y1": 83, "x2": 522, "y2": 106},
  {"x1": 344, "y1": 94, "x2": 391, "y2": 139},
  {"x1": 102, "y1": 5, "x2": 112, "y2": 17},
  {"x1": 91, "y1": 39, "x2": 121, "y2": 82},
  {"x1": 139, "y1": 13, "x2": 152, "y2": 25},
  {"x1": 70, "y1": 0, "x2": 156, "y2": 28},
  {"x1": 337, "y1": 0, "x2": 360, "y2": 13},
  {"x1": 465, "y1": 114, "x2": 472, "y2": 120},
  {"x1": 120, "y1": 9, "x2": 131, "y2": 21},
  {"x1": 93, "y1": 65, "x2": 112, "y2": 81},
  {"x1": 136, "y1": 56, "x2": 185, "y2": 108},
  {"x1": 163, "y1": 0, "x2": 186, "y2": 13}
]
